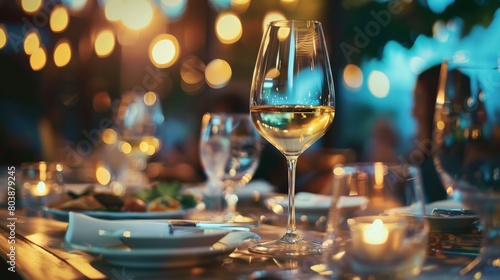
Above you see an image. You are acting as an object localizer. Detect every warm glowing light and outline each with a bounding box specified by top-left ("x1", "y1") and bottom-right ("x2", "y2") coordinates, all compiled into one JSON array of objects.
[
  {"x1": 368, "y1": 70, "x2": 390, "y2": 98},
  {"x1": 149, "y1": 34, "x2": 179, "y2": 68},
  {"x1": 92, "y1": 91, "x2": 111, "y2": 112},
  {"x1": 363, "y1": 219, "x2": 389, "y2": 245},
  {"x1": 181, "y1": 56, "x2": 205, "y2": 84},
  {"x1": 374, "y1": 162, "x2": 384, "y2": 188},
  {"x1": 265, "y1": 68, "x2": 280, "y2": 79},
  {"x1": 143, "y1": 91, "x2": 157, "y2": 106},
  {"x1": 280, "y1": 0, "x2": 299, "y2": 9},
  {"x1": 22, "y1": 0, "x2": 42, "y2": 14},
  {"x1": 262, "y1": 12, "x2": 286, "y2": 33},
  {"x1": 96, "y1": 166, "x2": 111, "y2": 185},
  {"x1": 333, "y1": 167, "x2": 345, "y2": 176},
  {"x1": 53, "y1": 39, "x2": 72, "y2": 67},
  {"x1": 104, "y1": 0, "x2": 123, "y2": 21},
  {"x1": 231, "y1": 0, "x2": 251, "y2": 13},
  {"x1": 121, "y1": 0, "x2": 153, "y2": 30},
  {"x1": 24, "y1": 31, "x2": 40, "y2": 55},
  {"x1": 119, "y1": 141, "x2": 132, "y2": 154},
  {"x1": 343, "y1": 64, "x2": 363, "y2": 89},
  {"x1": 50, "y1": 5, "x2": 70, "y2": 33},
  {"x1": 0, "y1": 25, "x2": 6, "y2": 49},
  {"x1": 215, "y1": 13, "x2": 242, "y2": 44},
  {"x1": 102, "y1": 128, "x2": 117, "y2": 145},
  {"x1": 34, "y1": 181, "x2": 49, "y2": 196},
  {"x1": 94, "y1": 30, "x2": 115, "y2": 58},
  {"x1": 30, "y1": 47, "x2": 47, "y2": 71},
  {"x1": 205, "y1": 59, "x2": 232, "y2": 89}
]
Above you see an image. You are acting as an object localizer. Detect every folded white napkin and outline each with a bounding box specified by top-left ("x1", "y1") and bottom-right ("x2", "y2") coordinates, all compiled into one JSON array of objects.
[
  {"x1": 65, "y1": 212, "x2": 170, "y2": 247},
  {"x1": 65, "y1": 212, "x2": 261, "y2": 249}
]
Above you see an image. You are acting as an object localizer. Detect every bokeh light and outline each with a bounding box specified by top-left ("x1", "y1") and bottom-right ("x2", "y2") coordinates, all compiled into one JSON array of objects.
[
  {"x1": 181, "y1": 56, "x2": 205, "y2": 84},
  {"x1": 262, "y1": 11, "x2": 286, "y2": 33},
  {"x1": 30, "y1": 47, "x2": 47, "y2": 71},
  {"x1": 92, "y1": 91, "x2": 111, "y2": 112},
  {"x1": 24, "y1": 31, "x2": 40, "y2": 55},
  {"x1": 0, "y1": 25, "x2": 7, "y2": 49},
  {"x1": 367, "y1": 70, "x2": 390, "y2": 98},
  {"x1": 143, "y1": 91, "x2": 157, "y2": 106},
  {"x1": 231, "y1": 0, "x2": 251, "y2": 13},
  {"x1": 96, "y1": 166, "x2": 111, "y2": 185},
  {"x1": 104, "y1": 0, "x2": 122, "y2": 22},
  {"x1": 121, "y1": 0, "x2": 153, "y2": 30},
  {"x1": 50, "y1": 5, "x2": 70, "y2": 33},
  {"x1": 102, "y1": 128, "x2": 118, "y2": 145},
  {"x1": 215, "y1": 12, "x2": 242, "y2": 44},
  {"x1": 21, "y1": 0, "x2": 42, "y2": 14},
  {"x1": 94, "y1": 29, "x2": 115, "y2": 58},
  {"x1": 280, "y1": 0, "x2": 299, "y2": 9},
  {"x1": 343, "y1": 64, "x2": 363, "y2": 89},
  {"x1": 53, "y1": 39, "x2": 72, "y2": 67},
  {"x1": 205, "y1": 59, "x2": 232, "y2": 89},
  {"x1": 159, "y1": 0, "x2": 188, "y2": 21},
  {"x1": 149, "y1": 34, "x2": 180, "y2": 68}
]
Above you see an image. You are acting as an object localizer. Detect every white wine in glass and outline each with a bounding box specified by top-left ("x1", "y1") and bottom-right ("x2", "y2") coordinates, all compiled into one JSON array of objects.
[{"x1": 249, "y1": 20, "x2": 335, "y2": 256}]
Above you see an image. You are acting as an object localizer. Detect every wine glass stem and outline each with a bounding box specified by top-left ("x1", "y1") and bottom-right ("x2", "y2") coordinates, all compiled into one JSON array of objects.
[{"x1": 286, "y1": 156, "x2": 298, "y2": 236}]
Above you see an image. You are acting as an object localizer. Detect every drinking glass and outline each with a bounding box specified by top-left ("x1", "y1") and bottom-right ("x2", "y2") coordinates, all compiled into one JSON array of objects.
[
  {"x1": 322, "y1": 163, "x2": 428, "y2": 279},
  {"x1": 113, "y1": 91, "x2": 164, "y2": 187},
  {"x1": 249, "y1": 20, "x2": 335, "y2": 255},
  {"x1": 20, "y1": 161, "x2": 65, "y2": 214},
  {"x1": 433, "y1": 58, "x2": 500, "y2": 278},
  {"x1": 199, "y1": 113, "x2": 231, "y2": 214},
  {"x1": 220, "y1": 113, "x2": 263, "y2": 222}
]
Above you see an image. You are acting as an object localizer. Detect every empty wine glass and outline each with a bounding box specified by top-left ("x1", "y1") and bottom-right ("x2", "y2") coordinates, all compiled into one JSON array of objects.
[
  {"x1": 113, "y1": 91, "x2": 164, "y2": 187},
  {"x1": 199, "y1": 113, "x2": 231, "y2": 215},
  {"x1": 249, "y1": 20, "x2": 335, "y2": 255},
  {"x1": 433, "y1": 57, "x2": 500, "y2": 278},
  {"x1": 220, "y1": 113, "x2": 262, "y2": 223}
]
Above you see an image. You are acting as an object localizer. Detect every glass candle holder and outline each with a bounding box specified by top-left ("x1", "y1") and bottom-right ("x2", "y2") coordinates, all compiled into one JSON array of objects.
[
  {"x1": 322, "y1": 163, "x2": 429, "y2": 280},
  {"x1": 20, "y1": 161, "x2": 65, "y2": 213}
]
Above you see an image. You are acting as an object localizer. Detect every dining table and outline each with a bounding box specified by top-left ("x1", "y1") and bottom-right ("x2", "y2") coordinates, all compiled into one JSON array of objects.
[{"x1": 0, "y1": 188, "x2": 481, "y2": 280}]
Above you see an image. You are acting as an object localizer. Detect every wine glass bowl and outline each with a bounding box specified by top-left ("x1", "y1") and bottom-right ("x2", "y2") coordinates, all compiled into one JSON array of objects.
[
  {"x1": 249, "y1": 20, "x2": 335, "y2": 255},
  {"x1": 433, "y1": 59, "x2": 500, "y2": 278},
  {"x1": 198, "y1": 113, "x2": 262, "y2": 222}
]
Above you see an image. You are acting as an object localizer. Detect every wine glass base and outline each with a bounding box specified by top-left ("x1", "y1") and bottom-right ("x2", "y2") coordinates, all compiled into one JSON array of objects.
[
  {"x1": 457, "y1": 252, "x2": 500, "y2": 279},
  {"x1": 248, "y1": 237, "x2": 322, "y2": 256}
]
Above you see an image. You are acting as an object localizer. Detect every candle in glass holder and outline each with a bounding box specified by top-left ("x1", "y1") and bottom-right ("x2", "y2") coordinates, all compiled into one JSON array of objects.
[
  {"x1": 348, "y1": 216, "x2": 406, "y2": 262},
  {"x1": 30, "y1": 181, "x2": 51, "y2": 196}
]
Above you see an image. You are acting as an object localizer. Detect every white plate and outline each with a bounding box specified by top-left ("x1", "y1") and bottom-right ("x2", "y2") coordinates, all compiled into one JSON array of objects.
[
  {"x1": 117, "y1": 228, "x2": 230, "y2": 249},
  {"x1": 44, "y1": 208, "x2": 186, "y2": 222},
  {"x1": 67, "y1": 231, "x2": 259, "y2": 268}
]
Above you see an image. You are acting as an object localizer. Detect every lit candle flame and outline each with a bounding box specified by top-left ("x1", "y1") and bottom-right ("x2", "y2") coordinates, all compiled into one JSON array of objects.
[{"x1": 362, "y1": 218, "x2": 389, "y2": 245}]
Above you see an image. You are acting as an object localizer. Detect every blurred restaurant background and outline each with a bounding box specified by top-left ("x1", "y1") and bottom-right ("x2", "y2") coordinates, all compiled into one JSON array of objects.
[{"x1": 1, "y1": 0, "x2": 500, "y2": 195}]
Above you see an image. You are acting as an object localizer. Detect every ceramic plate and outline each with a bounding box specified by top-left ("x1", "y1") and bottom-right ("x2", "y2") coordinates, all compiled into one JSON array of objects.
[
  {"x1": 67, "y1": 231, "x2": 260, "y2": 268},
  {"x1": 116, "y1": 228, "x2": 230, "y2": 249},
  {"x1": 44, "y1": 208, "x2": 186, "y2": 222}
]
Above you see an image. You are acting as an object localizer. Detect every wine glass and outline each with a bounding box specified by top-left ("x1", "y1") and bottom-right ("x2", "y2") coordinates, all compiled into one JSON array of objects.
[
  {"x1": 322, "y1": 163, "x2": 428, "y2": 279},
  {"x1": 113, "y1": 91, "x2": 164, "y2": 188},
  {"x1": 249, "y1": 20, "x2": 335, "y2": 255},
  {"x1": 433, "y1": 58, "x2": 500, "y2": 278},
  {"x1": 220, "y1": 113, "x2": 263, "y2": 223},
  {"x1": 199, "y1": 113, "x2": 231, "y2": 215}
]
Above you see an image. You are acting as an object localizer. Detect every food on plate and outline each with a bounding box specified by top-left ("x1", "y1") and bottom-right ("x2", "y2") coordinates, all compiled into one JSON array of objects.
[
  {"x1": 48, "y1": 182, "x2": 199, "y2": 213},
  {"x1": 147, "y1": 196, "x2": 181, "y2": 212}
]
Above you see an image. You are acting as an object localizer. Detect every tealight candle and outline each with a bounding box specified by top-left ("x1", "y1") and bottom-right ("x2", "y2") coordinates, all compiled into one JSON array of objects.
[
  {"x1": 30, "y1": 181, "x2": 51, "y2": 196},
  {"x1": 348, "y1": 216, "x2": 406, "y2": 262}
]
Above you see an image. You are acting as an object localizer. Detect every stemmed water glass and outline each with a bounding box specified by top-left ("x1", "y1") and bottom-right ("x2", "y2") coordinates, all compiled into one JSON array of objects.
[
  {"x1": 220, "y1": 113, "x2": 262, "y2": 222},
  {"x1": 199, "y1": 113, "x2": 262, "y2": 222},
  {"x1": 433, "y1": 57, "x2": 500, "y2": 278},
  {"x1": 113, "y1": 91, "x2": 164, "y2": 187},
  {"x1": 249, "y1": 20, "x2": 335, "y2": 255}
]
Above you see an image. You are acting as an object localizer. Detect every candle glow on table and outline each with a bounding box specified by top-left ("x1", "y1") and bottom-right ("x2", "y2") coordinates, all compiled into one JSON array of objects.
[
  {"x1": 348, "y1": 216, "x2": 406, "y2": 262},
  {"x1": 362, "y1": 218, "x2": 389, "y2": 245}
]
